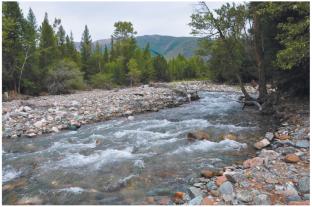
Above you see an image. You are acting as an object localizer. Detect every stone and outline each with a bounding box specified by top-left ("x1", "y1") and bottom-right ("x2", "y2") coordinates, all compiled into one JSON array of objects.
[
  {"x1": 128, "y1": 116, "x2": 134, "y2": 121},
  {"x1": 288, "y1": 200, "x2": 310, "y2": 205},
  {"x1": 223, "y1": 133, "x2": 238, "y2": 140},
  {"x1": 23, "y1": 106, "x2": 32, "y2": 112},
  {"x1": 26, "y1": 133, "x2": 37, "y2": 138},
  {"x1": 200, "y1": 170, "x2": 215, "y2": 178},
  {"x1": 294, "y1": 140, "x2": 309, "y2": 149},
  {"x1": 259, "y1": 149, "x2": 279, "y2": 160},
  {"x1": 236, "y1": 190, "x2": 253, "y2": 203},
  {"x1": 201, "y1": 197, "x2": 215, "y2": 205},
  {"x1": 216, "y1": 175, "x2": 227, "y2": 186},
  {"x1": 265, "y1": 132, "x2": 274, "y2": 141},
  {"x1": 188, "y1": 187, "x2": 203, "y2": 198},
  {"x1": 189, "y1": 196, "x2": 203, "y2": 205},
  {"x1": 187, "y1": 130, "x2": 210, "y2": 140},
  {"x1": 276, "y1": 133, "x2": 290, "y2": 140},
  {"x1": 298, "y1": 176, "x2": 310, "y2": 193},
  {"x1": 285, "y1": 154, "x2": 300, "y2": 163},
  {"x1": 158, "y1": 196, "x2": 170, "y2": 205},
  {"x1": 219, "y1": 181, "x2": 234, "y2": 203},
  {"x1": 243, "y1": 157, "x2": 264, "y2": 168},
  {"x1": 206, "y1": 181, "x2": 218, "y2": 191},
  {"x1": 224, "y1": 171, "x2": 246, "y2": 184},
  {"x1": 193, "y1": 183, "x2": 203, "y2": 188},
  {"x1": 51, "y1": 127, "x2": 59, "y2": 133},
  {"x1": 303, "y1": 194, "x2": 310, "y2": 200},
  {"x1": 146, "y1": 197, "x2": 155, "y2": 204},
  {"x1": 16, "y1": 196, "x2": 43, "y2": 205},
  {"x1": 286, "y1": 194, "x2": 301, "y2": 202},
  {"x1": 34, "y1": 120, "x2": 45, "y2": 128},
  {"x1": 253, "y1": 194, "x2": 271, "y2": 205},
  {"x1": 254, "y1": 138, "x2": 270, "y2": 149},
  {"x1": 172, "y1": 192, "x2": 185, "y2": 204}
]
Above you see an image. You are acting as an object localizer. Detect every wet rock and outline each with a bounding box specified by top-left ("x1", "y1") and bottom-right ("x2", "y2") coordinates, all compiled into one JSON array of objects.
[
  {"x1": 236, "y1": 190, "x2": 253, "y2": 203},
  {"x1": 26, "y1": 132, "x2": 37, "y2": 138},
  {"x1": 265, "y1": 132, "x2": 274, "y2": 141},
  {"x1": 189, "y1": 196, "x2": 203, "y2": 205},
  {"x1": 210, "y1": 190, "x2": 220, "y2": 197},
  {"x1": 187, "y1": 130, "x2": 210, "y2": 140},
  {"x1": 298, "y1": 176, "x2": 310, "y2": 193},
  {"x1": 253, "y1": 194, "x2": 271, "y2": 205},
  {"x1": 206, "y1": 181, "x2": 218, "y2": 191},
  {"x1": 3, "y1": 178, "x2": 27, "y2": 191},
  {"x1": 254, "y1": 138, "x2": 270, "y2": 149},
  {"x1": 303, "y1": 194, "x2": 310, "y2": 200},
  {"x1": 285, "y1": 154, "x2": 300, "y2": 163},
  {"x1": 172, "y1": 192, "x2": 185, "y2": 204},
  {"x1": 243, "y1": 157, "x2": 264, "y2": 168},
  {"x1": 128, "y1": 116, "x2": 134, "y2": 121},
  {"x1": 219, "y1": 181, "x2": 234, "y2": 203},
  {"x1": 215, "y1": 175, "x2": 227, "y2": 186},
  {"x1": 16, "y1": 196, "x2": 43, "y2": 205},
  {"x1": 223, "y1": 133, "x2": 238, "y2": 140},
  {"x1": 293, "y1": 140, "x2": 309, "y2": 149},
  {"x1": 51, "y1": 126, "x2": 59, "y2": 133},
  {"x1": 275, "y1": 146, "x2": 297, "y2": 155},
  {"x1": 158, "y1": 196, "x2": 171, "y2": 205},
  {"x1": 286, "y1": 194, "x2": 302, "y2": 202},
  {"x1": 188, "y1": 187, "x2": 203, "y2": 198}
]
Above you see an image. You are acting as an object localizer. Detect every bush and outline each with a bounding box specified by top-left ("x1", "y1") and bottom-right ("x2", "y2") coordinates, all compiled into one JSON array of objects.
[
  {"x1": 46, "y1": 59, "x2": 85, "y2": 94},
  {"x1": 90, "y1": 72, "x2": 116, "y2": 89}
]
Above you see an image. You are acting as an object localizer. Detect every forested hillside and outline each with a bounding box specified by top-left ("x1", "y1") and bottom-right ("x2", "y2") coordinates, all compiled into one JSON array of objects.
[
  {"x1": 76, "y1": 35, "x2": 198, "y2": 59},
  {"x1": 2, "y1": 2, "x2": 208, "y2": 96}
]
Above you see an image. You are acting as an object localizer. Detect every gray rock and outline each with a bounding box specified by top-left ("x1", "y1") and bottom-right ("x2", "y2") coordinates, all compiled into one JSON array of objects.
[
  {"x1": 206, "y1": 181, "x2": 217, "y2": 191},
  {"x1": 294, "y1": 140, "x2": 309, "y2": 148},
  {"x1": 188, "y1": 187, "x2": 203, "y2": 199},
  {"x1": 193, "y1": 183, "x2": 203, "y2": 188},
  {"x1": 236, "y1": 190, "x2": 253, "y2": 203},
  {"x1": 188, "y1": 196, "x2": 203, "y2": 205},
  {"x1": 265, "y1": 132, "x2": 274, "y2": 141},
  {"x1": 224, "y1": 171, "x2": 246, "y2": 184},
  {"x1": 303, "y1": 194, "x2": 310, "y2": 200},
  {"x1": 219, "y1": 181, "x2": 234, "y2": 202},
  {"x1": 254, "y1": 138, "x2": 270, "y2": 149},
  {"x1": 286, "y1": 194, "x2": 302, "y2": 202},
  {"x1": 298, "y1": 176, "x2": 310, "y2": 193},
  {"x1": 253, "y1": 194, "x2": 271, "y2": 205}
]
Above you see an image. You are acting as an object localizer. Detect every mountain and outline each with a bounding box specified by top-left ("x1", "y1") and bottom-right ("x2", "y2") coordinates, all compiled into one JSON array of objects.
[{"x1": 76, "y1": 35, "x2": 199, "y2": 59}]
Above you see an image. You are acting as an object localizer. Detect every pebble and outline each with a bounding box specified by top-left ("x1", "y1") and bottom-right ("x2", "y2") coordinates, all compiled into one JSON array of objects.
[
  {"x1": 253, "y1": 194, "x2": 271, "y2": 205},
  {"x1": 188, "y1": 187, "x2": 203, "y2": 198},
  {"x1": 285, "y1": 154, "x2": 300, "y2": 163},
  {"x1": 243, "y1": 157, "x2": 264, "y2": 168},
  {"x1": 254, "y1": 138, "x2": 270, "y2": 149},
  {"x1": 265, "y1": 132, "x2": 274, "y2": 141},
  {"x1": 189, "y1": 196, "x2": 203, "y2": 205},
  {"x1": 297, "y1": 176, "x2": 310, "y2": 193},
  {"x1": 236, "y1": 190, "x2": 253, "y2": 203}
]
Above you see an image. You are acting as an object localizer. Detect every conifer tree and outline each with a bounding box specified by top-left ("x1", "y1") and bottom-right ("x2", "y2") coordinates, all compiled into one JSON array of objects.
[{"x1": 80, "y1": 25, "x2": 92, "y2": 80}]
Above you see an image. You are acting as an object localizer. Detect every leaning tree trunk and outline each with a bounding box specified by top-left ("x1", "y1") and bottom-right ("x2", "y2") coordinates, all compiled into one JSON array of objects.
[{"x1": 253, "y1": 12, "x2": 267, "y2": 104}]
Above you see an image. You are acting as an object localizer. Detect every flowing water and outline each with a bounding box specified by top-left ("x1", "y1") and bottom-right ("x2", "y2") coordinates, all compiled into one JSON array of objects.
[{"x1": 2, "y1": 91, "x2": 276, "y2": 204}]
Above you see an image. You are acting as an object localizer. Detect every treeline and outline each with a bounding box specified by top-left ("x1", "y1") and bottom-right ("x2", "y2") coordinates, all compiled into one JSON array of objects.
[
  {"x1": 190, "y1": 2, "x2": 309, "y2": 96},
  {"x1": 3, "y1": 2, "x2": 209, "y2": 95}
]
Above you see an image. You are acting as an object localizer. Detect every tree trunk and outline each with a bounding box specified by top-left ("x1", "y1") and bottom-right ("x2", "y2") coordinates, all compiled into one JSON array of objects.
[{"x1": 253, "y1": 12, "x2": 267, "y2": 103}]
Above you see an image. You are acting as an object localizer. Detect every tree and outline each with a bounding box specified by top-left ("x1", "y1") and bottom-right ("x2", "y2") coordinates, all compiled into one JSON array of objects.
[
  {"x1": 127, "y1": 58, "x2": 141, "y2": 86},
  {"x1": 56, "y1": 25, "x2": 66, "y2": 56},
  {"x1": 153, "y1": 55, "x2": 169, "y2": 81},
  {"x1": 103, "y1": 45, "x2": 109, "y2": 65},
  {"x1": 2, "y1": 1, "x2": 25, "y2": 92},
  {"x1": 91, "y1": 42, "x2": 104, "y2": 73},
  {"x1": 112, "y1": 21, "x2": 137, "y2": 40},
  {"x1": 65, "y1": 31, "x2": 79, "y2": 63},
  {"x1": 80, "y1": 25, "x2": 92, "y2": 80}
]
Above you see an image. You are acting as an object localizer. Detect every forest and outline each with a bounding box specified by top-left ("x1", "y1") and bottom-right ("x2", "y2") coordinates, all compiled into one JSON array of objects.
[{"x1": 3, "y1": 1, "x2": 310, "y2": 98}]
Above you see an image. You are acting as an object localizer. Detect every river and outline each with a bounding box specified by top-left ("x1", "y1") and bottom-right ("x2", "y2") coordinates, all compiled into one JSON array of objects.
[{"x1": 2, "y1": 91, "x2": 276, "y2": 204}]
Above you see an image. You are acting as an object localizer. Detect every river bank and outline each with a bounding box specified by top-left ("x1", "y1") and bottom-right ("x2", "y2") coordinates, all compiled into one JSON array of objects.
[
  {"x1": 2, "y1": 81, "x2": 245, "y2": 139},
  {"x1": 170, "y1": 98, "x2": 310, "y2": 205}
]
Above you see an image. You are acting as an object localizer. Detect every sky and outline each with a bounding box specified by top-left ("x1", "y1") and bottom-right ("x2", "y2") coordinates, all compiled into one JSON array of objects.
[{"x1": 19, "y1": 1, "x2": 225, "y2": 42}]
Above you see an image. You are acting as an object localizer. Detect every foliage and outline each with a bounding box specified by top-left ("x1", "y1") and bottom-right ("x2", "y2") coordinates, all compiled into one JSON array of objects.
[
  {"x1": 90, "y1": 72, "x2": 115, "y2": 89},
  {"x1": 46, "y1": 59, "x2": 85, "y2": 94}
]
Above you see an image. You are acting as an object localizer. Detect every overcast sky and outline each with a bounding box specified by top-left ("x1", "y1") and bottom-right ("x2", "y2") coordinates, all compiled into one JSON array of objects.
[{"x1": 19, "y1": 1, "x2": 225, "y2": 42}]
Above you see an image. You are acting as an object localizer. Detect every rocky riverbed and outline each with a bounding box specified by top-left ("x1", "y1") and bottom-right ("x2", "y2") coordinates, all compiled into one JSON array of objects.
[
  {"x1": 165, "y1": 99, "x2": 310, "y2": 205},
  {"x1": 2, "y1": 81, "x2": 244, "y2": 139}
]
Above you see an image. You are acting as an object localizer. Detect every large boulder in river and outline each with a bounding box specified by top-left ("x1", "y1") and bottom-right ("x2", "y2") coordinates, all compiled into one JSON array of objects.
[{"x1": 187, "y1": 130, "x2": 210, "y2": 140}]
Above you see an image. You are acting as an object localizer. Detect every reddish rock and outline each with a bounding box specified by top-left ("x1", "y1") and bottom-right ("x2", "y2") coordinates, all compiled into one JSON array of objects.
[
  {"x1": 275, "y1": 133, "x2": 290, "y2": 140},
  {"x1": 158, "y1": 196, "x2": 170, "y2": 205},
  {"x1": 243, "y1": 157, "x2": 264, "y2": 168},
  {"x1": 215, "y1": 175, "x2": 227, "y2": 186},
  {"x1": 173, "y1": 192, "x2": 185, "y2": 200},
  {"x1": 201, "y1": 170, "x2": 215, "y2": 178},
  {"x1": 288, "y1": 200, "x2": 310, "y2": 205},
  {"x1": 284, "y1": 154, "x2": 300, "y2": 163},
  {"x1": 201, "y1": 197, "x2": 215, "y2": 205},
  {"x1": 187, "y1": 131, "x2": 210, "y2": 140}
]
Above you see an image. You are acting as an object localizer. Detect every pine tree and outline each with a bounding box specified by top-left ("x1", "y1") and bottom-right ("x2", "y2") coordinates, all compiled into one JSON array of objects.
[
  {"x1": 127, "y1": 58, "x2": 141, "y2": 87},
  {"x1": 80, "y1": 25, "x2": 92, "y2": 80},
  {"x1": 103, "y1": 45, "x2": 109, "y2": 65},
  {"x1": 57, "y1": 25, "x2": 66, "y2": 56}
]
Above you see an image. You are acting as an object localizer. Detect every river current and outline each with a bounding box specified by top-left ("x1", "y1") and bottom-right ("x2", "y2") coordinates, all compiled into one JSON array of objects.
[{"x1": 2, "y1": 91, "x2": 276, "y2": 204}]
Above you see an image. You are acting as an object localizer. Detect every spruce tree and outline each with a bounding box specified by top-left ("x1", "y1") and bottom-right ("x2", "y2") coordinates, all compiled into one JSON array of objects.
[{"x1": 80, "y1": 25, "x2": 92, "y2": 80}]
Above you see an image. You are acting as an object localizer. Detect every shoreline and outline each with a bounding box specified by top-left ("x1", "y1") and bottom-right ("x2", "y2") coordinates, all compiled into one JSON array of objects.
[{"x1": 2, "y1": 81, "x2": 245, "y2": 139}]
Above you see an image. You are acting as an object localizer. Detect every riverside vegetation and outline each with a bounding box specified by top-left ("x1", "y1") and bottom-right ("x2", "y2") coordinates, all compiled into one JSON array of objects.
[{"x1": 2, "y1": 1, "x2": 310, "y2": 206}]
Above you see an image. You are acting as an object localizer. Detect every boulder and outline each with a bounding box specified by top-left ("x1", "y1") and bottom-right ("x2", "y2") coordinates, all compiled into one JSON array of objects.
[
  {"x1": 243, "y1": 157, "x2": 264, "y2": 168},
  {"x1": 189, "y1": 196, "x2": 203, "y2": 205},
  {"x1": 288, "y1": 200, "x2": 310, "y2": 205},
  {"x1": 187, "y1": 131, "x2": 210, "y2": 140},
  {"x1": 224, "y1": 171, "x2": 246, "y2": 184},
  {"x1": 275, "y1": 133, "x2": 290, "y2": 140},
  {"x1": 236, "y1": 190, "x2": 253, "y2": 203},
  {"x1": 298, "y1": 176, "x2": 310, "y2": 193},
  {"x1": 216, "y1": 175, "x2": 227, "y2": 186},
  {"x1": 219, "y1": 181, "x2": 234, "y2": 203},
  {"x1": 253, "y1": 194, "x2": 271, "y2": 205},
  {"x1": 201, "y1": 197, "x2": 215, "y2": 205},
  {"x1": 259, "y1": 149, "x2": 279, "y2": 160},
  {"x1": 254, "y1": 138, "x2": 270, "y2": 149},
  {"x1": 200, "y1": 170, "x2": 214, "y2": 178},
  {"x1": 285, "y1": 154, "x2": 300, "y2": 163},
  {"x1": 188, "y1": 187, "x2": 203, "y2": 199},
  {"x1": 294, "y1": 140, "x2": 309, "y2": 149}
]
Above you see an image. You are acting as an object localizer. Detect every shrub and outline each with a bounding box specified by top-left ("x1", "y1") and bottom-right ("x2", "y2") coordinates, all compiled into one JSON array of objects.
[
  {"x1": 46, "y1": 59, "x2": 85, "y2": 94},
  {"x1": 90, "y1": 72, "x2": 116, "y2": 89}
]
